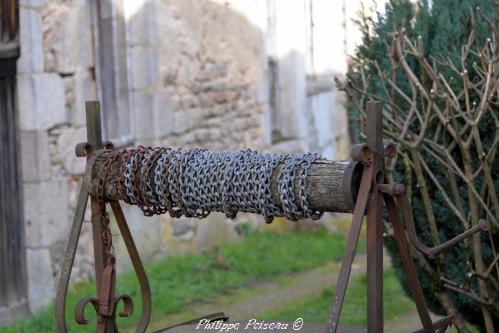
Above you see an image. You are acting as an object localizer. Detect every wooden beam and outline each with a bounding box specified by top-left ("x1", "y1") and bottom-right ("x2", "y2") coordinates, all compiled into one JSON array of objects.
[{"x1": 85, "y1": 153, "x2": 363, "y2": 214}]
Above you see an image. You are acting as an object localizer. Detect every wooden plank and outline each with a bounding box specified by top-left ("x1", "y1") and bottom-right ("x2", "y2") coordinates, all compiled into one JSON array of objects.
[
  {"x1": 0, "y1": 1, "x2": 19, "y2": 45},
  {"x1": 0, "y1": 4, "x2": 27, "y2": 311},
  {"x1": 0, "y1": 73, "x2": 25, "y2": 306},
  {"x1": 9, "y1": 72, "x2": 26, "y2": 300}
]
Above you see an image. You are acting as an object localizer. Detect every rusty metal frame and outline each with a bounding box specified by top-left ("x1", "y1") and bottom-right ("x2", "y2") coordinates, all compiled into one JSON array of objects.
[
  {"x1": 55, "y1": 102, "x2": 151, "y2": 333},
  {"x1": 325, "y1": 101, "x2": 488, "y2": 333},
  {"x1": 55, "y1": 100, "x2": 488, "y2": 333}
]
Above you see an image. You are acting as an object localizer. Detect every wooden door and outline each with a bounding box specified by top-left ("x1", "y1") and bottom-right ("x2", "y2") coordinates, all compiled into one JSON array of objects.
[{"x1": 0, "y1": 0, "x2": 29, "y2": 322}]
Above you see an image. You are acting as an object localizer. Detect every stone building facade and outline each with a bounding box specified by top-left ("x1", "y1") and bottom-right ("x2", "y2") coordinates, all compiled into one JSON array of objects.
[{"x1": 1, "y1": 0, "x2": 372, "y2": 321}]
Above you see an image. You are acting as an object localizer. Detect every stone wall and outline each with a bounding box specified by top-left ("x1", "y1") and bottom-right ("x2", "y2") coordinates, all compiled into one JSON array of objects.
[
  {"x1": 18, "y1": 0, "x2": 96, "y2": 312},
  {"x1": 16, "y1": 0, "x2": 270, "y2": 313},
  {"x1": 15, "y1": 0, "x2": 352, "y2": 315},
  {"x1": 129, "y1": 0, "x2": 267, "y2": 150},
  {"x1": 121, "y1": 0, "x2": 269, "y2": 271}
]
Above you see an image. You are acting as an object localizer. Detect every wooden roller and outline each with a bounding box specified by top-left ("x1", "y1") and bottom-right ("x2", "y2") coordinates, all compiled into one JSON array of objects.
[{"x1": 84, "y1": 150, "x2": 363, "y2": 214}]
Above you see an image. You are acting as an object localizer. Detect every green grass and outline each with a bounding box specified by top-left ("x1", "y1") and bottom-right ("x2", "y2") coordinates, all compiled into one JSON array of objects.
[
  {"x1": 258, "y1": 268, "x2": 414, "y2": 327},
  {"x1": 0, "y1": 229, "x2": 350, "y2": 333}
]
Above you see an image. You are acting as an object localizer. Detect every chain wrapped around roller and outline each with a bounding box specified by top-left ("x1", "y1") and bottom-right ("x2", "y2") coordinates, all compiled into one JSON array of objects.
[
  {"x1": 95, "y1": 149, "x2": 121, "y2": 316},
  {"x1": 107, "y1": 147, "x2": 323, "y2": 223}
]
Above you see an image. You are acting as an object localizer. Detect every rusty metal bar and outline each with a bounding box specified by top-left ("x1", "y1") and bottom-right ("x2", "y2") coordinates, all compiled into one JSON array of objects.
[
  {"x1": 55, "y1": 186, "x2": 89, "y2": 333},
  {"x1": 365, "y1": 102, "x2": 384, "y2": 333},
  {"x1": 413, "y1": 314, "x2": 455, "y2": 333},
  {"x1": 326, "y1": 145, "x2": 374, "y2": 333},
  {"x1": 110, "y1": 201, "x2": 151, "y2": 332},
  {"x1": 378, "y1": 183, "x2": 490, "y2": 260},
  {"x1": 384, "y1": 195, "x2": 435, "y2": 333},
  {"x1": 56, "y1": 101, "x2": 145, "y2": 333},
  {"x1": 84, "y1": 102, "x2": 115, "y2": 332},
  {"x1": 397, "y1": 192, "x2": 489, "y2": 259}
]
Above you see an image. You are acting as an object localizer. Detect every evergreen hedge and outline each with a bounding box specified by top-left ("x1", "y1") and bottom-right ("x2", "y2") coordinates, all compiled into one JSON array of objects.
[{"x1": 345, "y1": 1, "x2": 498, "y2": 331}]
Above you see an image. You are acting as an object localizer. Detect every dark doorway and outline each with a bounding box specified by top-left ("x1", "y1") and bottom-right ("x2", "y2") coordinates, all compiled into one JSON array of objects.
[{"x1": 0, "y1": 0, "x2": 29, "y2": 322}]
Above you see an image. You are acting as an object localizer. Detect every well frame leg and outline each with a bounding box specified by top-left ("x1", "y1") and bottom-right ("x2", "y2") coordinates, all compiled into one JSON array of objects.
[{"x1": 365, "y1": 102, "x2": 384, "y2": 333}]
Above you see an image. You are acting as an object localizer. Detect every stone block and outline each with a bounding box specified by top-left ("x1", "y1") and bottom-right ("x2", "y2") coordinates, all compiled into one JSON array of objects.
[
  {"x1": 195, "y1": 213, "x2": 240, "y2": 252},
  {"x1": 23, "y1": 179, "x2": 69, "y2": 248},
  {"x1": 68, "y1": 220, "x2": 94, "y2": 283},
  {"x1": 275, "y1": 51, "x2": 308, "y2": 140},
  {"x1": 42, "y1": 2, "x2": 90, "y2": 74},
  {"x1": 18, "y1": 73, "x2": 66, "y2": 130},
  {"x1": 20, "y1": 130, "x2": 51, "y2": 182},
  {"x1": 172, "y1": 109, "x2": 203, "y2": 135},
  {"x1": 308, "y1": 90, "x2": 335, "y2": 158},
  {"x1": 153, "y1": 91, "x2": 173, "y2": 138},
  {"x1": 57, "y1": 126, "x2": 87, "y2": 174},
  {"x1": 17, "y1": 8, "x2": 44, "y2": 73},
  {"x1": 132, "y1": 90, "x2": 172, "y2": 140},
  {"x1": 132, "y1": 91, "x2": 154, "y2": 139},
  {"x1": 131, "y1": 46, "x2": 157, "y2": 90},
  {"x1": 171, "y1": 218, "x2": 196, "y2": 237},
  {"x1": 65, "y1": 72, "x2": 94, "y2": 126},
  {"x1": 128, "y1": 0, "x2": 157, "y2": 46},
  {"x1": 269, "y1": 139, "x2": 308, "y2": 154},
  {"x1": 20, "y1": 0, "x2": 46, "y2": 8},
  {"x1": 205, "y1": 63, "x2": 228, "y2": 79},
  {"x1": 26, "y1": 248, "x2": 55, "y2": 313},
  {"x1": 113, "y1": 205, "x2": 165, "y2": 269}
]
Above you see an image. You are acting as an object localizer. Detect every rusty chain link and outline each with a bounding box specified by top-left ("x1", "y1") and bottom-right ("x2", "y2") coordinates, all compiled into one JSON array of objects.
[{"x1": 95, "y1": 149, "x2": 122, "y2": 316}]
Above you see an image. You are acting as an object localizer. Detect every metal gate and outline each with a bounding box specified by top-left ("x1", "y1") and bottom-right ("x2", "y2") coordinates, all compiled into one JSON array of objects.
[{"x1": 0, "y1": 0, "x2": 29, "y2": 322}]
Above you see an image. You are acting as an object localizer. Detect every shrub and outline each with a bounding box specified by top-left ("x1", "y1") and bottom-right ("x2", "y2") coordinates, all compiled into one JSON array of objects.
[{"x1": 340, "y1": 1, "x2": 499, "y2": 331}]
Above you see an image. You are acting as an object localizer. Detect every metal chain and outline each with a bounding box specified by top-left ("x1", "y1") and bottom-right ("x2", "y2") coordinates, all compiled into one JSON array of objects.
[
  {"x1": 114, "y1": 148, "x2": 323, "y2": 222},
  {"x1": 279, "y1": 154, "x2": 307, "y2": 220},
  {"x1": 145, "y1": 148, "x2": 164, "y2": 207},
  {"x1": 168, "y1": 149, "x2": 185, "y2": 218},
  {"x1": 96, "y1": 149, "x2": 121, "y2": 264},
  {"x1": 298, "y1": 153, "x2": 323, "y2": 220},
  {"x1": 153, "y1": 149, "x2": 173, "y2": 215},
  {"x1": 119, "y1": 150, "x2": 133, "y2": 205},
  {"x1": 259, "y1": 152, "x2": 285, "y2": 223},
  {"x1": 124, "y1": 152, "x2": 137, "y2": 205},
  {"x1": 96, "y1": 149, "x2": 127, "y2": 316}
]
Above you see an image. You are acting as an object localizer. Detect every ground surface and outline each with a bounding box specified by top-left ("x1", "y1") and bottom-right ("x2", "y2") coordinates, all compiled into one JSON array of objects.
[
  {"x1": 0, "y1": 229, "x2": 466, "y2": 333},
  {"x1": 147, "y1": 256, "x2": 366, "y2": 331},
  {"x1": 146, "y1": 253, "x2": 459, "y2": 333}
]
